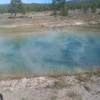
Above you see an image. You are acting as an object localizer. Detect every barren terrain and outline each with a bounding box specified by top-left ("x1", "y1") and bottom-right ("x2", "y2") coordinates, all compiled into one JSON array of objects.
[
  {"x1": 0, "y1": 12, "x2": 100, "y2": 100},
  {"x1": 0, "y1": 73, "x2": 100, "y2": 100},
  {"x1": 0, "y1": 12, "x2": 100, "y2": 35}
]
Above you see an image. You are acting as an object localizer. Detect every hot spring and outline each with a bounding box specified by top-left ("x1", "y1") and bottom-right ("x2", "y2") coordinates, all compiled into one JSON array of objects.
[{"x1": 0, "y1": 30, "x2": 100, "y2": 78}]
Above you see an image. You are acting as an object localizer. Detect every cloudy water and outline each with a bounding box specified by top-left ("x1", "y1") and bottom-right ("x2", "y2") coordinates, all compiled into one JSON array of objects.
[{"x1": 0, "y1": 31, "x2": 100, "y2": 78}]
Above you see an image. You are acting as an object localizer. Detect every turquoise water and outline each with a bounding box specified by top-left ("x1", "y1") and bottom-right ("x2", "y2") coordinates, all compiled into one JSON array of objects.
[{"x1": 0, "y1": 31, "x2": 100, "y2": 77}]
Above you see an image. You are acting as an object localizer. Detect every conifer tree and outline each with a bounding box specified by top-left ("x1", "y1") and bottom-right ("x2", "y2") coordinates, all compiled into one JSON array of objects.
[
  {"x1": 9, "y1": 0, "x2": 25, "y2": 16},
  {"x1": 52, "y1": 0, "x2": 68, "y2": 16}
]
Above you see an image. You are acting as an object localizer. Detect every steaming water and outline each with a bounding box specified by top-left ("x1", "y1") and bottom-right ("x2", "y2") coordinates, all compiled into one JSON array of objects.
[{"x1": 0, "y1": 31, "x2": 100, "y2": 77}]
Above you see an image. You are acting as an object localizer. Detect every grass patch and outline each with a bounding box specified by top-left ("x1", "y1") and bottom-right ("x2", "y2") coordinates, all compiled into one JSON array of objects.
[
  {"x1": 75, "y1": 71, "x2": 100, "y2": 82},
  {"x1": 51, "y1": 96, "x2": 57, "y2": 100},
  {"x1": 76, "y1": 74, "x2": 91, "y2": 82},
  {"x1": 53, "y1": 78, "x2": 67, "y2": 89}
]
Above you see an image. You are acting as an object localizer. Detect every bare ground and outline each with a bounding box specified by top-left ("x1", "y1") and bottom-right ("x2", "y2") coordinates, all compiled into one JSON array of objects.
[
  {"x1": 0, "y1": 12, "x2": 100, "y2": 35},
  {"x1": 0, "y1": 73, "x2": 100, "y2": 100}
]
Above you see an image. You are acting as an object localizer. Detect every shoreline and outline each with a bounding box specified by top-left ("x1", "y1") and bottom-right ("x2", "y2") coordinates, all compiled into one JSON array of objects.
[
  {"x1": 0, "y1": 70, "x2": 99, "y2": 81},
  {"x1": 0, "y1": 25, "x2": 100, "y2": 38}
]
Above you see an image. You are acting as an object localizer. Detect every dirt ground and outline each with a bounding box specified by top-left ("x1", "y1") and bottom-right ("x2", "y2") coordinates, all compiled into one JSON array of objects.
[
  {"x1": 0, "y1": 74, "x2": 100, "y2": 100},
  {"x1": 0, "y1": 12, "x2": 100, "y2": 35}
]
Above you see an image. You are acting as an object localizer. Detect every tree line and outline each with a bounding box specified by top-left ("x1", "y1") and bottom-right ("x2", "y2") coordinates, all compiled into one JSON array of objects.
[
  {"x1": 0, "y1": 0, "x2": 100, "y2": 16},
  {"x1": 52, "y1": 0, "x2": 100, "y2": 16}
]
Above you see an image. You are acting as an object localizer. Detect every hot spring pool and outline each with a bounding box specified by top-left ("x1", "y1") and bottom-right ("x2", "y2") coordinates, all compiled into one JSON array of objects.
[{"x1": 0, "y1": 31, "x2": 100, "y2": 77}]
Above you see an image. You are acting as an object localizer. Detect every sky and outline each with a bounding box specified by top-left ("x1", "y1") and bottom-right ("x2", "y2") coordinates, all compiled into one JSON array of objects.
[
  {"x1": 0, "y1": 0, "x2": 71, "y2": 4},
  {"x1": 0, "y1": 0, "x2": 52, "y2": 4}
]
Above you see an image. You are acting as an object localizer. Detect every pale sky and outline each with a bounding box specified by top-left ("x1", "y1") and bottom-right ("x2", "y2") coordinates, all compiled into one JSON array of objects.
[
  {"x1": 0, "y1": 0, "x2": 71, "y2": 4},
  {"x1": 0, "y1": 0, "x2": 51, "y2": 4}
]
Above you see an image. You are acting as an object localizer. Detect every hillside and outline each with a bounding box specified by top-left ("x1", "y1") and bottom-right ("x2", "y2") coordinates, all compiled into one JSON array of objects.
[{"x1": 69, "y1": 0, "x2": 100, "y2": 3}]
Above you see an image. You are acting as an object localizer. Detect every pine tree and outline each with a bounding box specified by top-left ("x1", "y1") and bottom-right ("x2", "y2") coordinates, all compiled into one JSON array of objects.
[
  {"x1": 9, "y1": 0, "x2": 25, "y2": 16},
  {"x1": 60, "y1": 0, "x2": 68, "y2": 16},
  {"x1": 52, "y1": 0, "x2": 57, "y2": 16},
  {"x1": 52, "y1": 0, "x2": 68, "y2": 16},
  {"x1": 91, "y1": 2, "x2": 97, "y2": 13}
]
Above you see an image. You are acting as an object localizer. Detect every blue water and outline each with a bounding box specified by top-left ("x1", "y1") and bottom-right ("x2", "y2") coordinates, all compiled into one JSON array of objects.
[{"x1": 0, "y1": 31, "x2": 100, "y2": 77}]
